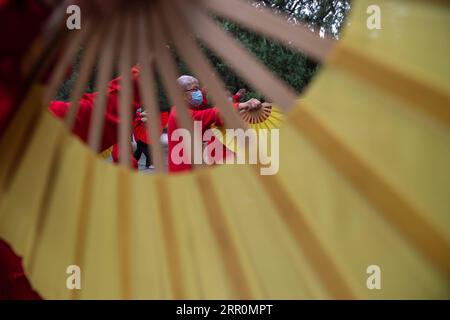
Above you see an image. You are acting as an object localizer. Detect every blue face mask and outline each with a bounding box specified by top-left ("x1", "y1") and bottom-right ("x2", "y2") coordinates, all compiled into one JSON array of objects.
[{"x1": 190, "y1": 90, "x2": 203, "y2": 107}]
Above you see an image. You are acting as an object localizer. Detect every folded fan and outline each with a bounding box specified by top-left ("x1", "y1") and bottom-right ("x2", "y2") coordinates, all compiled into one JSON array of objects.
[{"x1": 240, "y1": 103, "x2": 283, "y2": 126}]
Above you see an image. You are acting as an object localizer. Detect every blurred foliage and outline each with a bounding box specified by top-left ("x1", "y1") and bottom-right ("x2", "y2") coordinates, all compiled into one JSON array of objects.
[{"x1": 56, "y1": 0, "x2": 350, "y2": 110}]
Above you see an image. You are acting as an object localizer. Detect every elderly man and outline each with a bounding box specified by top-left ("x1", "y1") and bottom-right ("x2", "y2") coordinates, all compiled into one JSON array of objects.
[{"x1": 167, "y1": 75, "x2": 261, "y2": 173}]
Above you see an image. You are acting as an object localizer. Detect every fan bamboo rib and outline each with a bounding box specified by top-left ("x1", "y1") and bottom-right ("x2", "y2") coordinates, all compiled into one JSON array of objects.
[
  {"x1": 0, "y1": 88, "x2": 42, "y2": 198},
  {"x1": 329, "y1": 46, "x2": 450, "y2": 128},
  {"x1": 149, "y1": 3, "x2": 195, "y2": 164},
  {"x1": 136, "y1": 6, "x2": 165, "y2": 172},
  {"x1": 43, "y1": 20, "x2": 92, "y2": 107},
  {"x1": 150, "y1": 2, "x2": 193, "y2": 133},
  {"x1": 154, "y1": 176, "x2": 185, "y2": 299},
  {"x1": 71, "y1": 152, "x2": 94, "y2": 300},
  {"x1": 161, "y1": 1, "x2": 247, "y2": 131},
  {"x1": 251, "y1": 168, "x2": 355, "y2": 298},
  {"x1": 179, "y1": 0, "x2": 297, "y2": 112},
  {"x1": 290, "y1": 104, "x2": 450, "y2": 279},
  {"x1": 20, "y1": 3, "x2": 68, "y2": 104},
  {"x1": 196, "y1": 172, "x2": 254, "y2": 299},
  {"x1": 0, "y1": 0, "x2": 449, "y2": 300},
  {"x1": 117, "y1": 169, "x2": 132, "y2": 299}
]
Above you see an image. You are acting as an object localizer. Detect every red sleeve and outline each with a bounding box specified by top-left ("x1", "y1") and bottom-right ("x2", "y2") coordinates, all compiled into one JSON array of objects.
[
  {"x1": 0, "y1": 1, "x2": 50, "y2": 57},
  {"x1": 133, "y1": 111, "x2": 170, "y2": 145},
  {"x1": 191, "y1": 103, "x2": 240, "y2": 131},
  {"x1": 167, "y1": 104, "x2": 239, "y2": 173},
  {"x1": 200, "y1": 87, "x2": 209, "y2": 108},
  {"x1": 132, "y1": 111, "x2": 142, "y2": 130},
  {"x1": 0, "y1": 0, "x2": 52, "y2": 301},
  {"x1": 160, "y1": 111, "x2": 169, "y2": 129},
  {"x1": 191, "y1": 108, "x2": 222, "y2": 131}
]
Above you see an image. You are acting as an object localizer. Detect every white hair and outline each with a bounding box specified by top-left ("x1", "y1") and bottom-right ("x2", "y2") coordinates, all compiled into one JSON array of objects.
[{"x1": 177, "y1": 75, "x2": 198, "y2": 90}]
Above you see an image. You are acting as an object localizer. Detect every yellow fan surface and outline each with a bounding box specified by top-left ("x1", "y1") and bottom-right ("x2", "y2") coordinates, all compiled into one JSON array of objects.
[{"x1": 0, "y1": 0, "x2": 449, "y2": 300}]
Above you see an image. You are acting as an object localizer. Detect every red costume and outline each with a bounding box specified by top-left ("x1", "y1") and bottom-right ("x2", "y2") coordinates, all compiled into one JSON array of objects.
[
  {"x1": 48, "y1": 66, "x2": 143, "y2": 152},
  {"x1": 111, "y1": 143, "x2": 139, "y2": 168},
  {"x1": 0, "y1": 0, "x2": 50, "y2": 137},
  {"x1": 133, "y1": 111, "x2": 169, "y2": 145},
  {"x1": 0, "y1": 0, "x2": 49, "y2": 300},
  {"x1": 167, "y1": 104, "x2": 239, "y2": 173},
  {"x1": 232, "y1": 94, "x2": 241, "y2": 103},
  {"x1": 0, "y1": 0, "x2": 239, "y2": 297}
]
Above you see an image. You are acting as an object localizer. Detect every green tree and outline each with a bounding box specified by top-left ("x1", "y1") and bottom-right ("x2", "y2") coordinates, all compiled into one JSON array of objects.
[
  {"x1": 253, "y1": 0, "x2": 351, "y2": 38},
  {"x1": 56, "y1": 0, "x2": 350, "y2": 108}
]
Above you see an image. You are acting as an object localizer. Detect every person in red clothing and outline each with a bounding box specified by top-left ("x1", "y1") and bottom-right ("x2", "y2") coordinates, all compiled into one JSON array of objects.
[
  {"x1": 111, "y1": 144, "x2": 139, "y2": 169},
  {"x1": 109, "y1": 111, "x2": 148, "y2": 170},
  {"x1": 0, "y1": 0, "x2": 124, "y2": 137},
  {"x1": 199, "y1": 87, "x2": 245, "y2": 165},
  {"x1": 133, "y1": 110, "x2": 169, "y2": 168},
  {"x1": 204, "y1": 87, "x2": 247, "y2": 165},
  {"x1": 0, "y1": 0, "x2": 253, "y2": 298},
  {"x1": 168, "y1": 75, "x2": 261, "y2": 173},
  {"x1": 232, "y1": 88, "x2": 247, "y2": 103},
  {"x1": 199, "y1": 87, "x2": 210, "y2": 109},
  {"x1": 198, "y1": 87, "x2": 244, "y2": 108}
]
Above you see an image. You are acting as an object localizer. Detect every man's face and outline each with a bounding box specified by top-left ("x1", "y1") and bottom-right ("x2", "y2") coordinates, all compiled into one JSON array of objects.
[{"x1": 183, "y1": 80, "x2": 200, "y2": 106}]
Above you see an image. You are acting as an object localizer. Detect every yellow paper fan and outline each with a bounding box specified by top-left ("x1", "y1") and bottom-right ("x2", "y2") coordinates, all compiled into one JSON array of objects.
[
  {"x1": 0, "y1": 0, "x2": 449, "y2": 300},
  {"x1": 212, "y1": 103, "x2": 285, "y2": 154}
]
